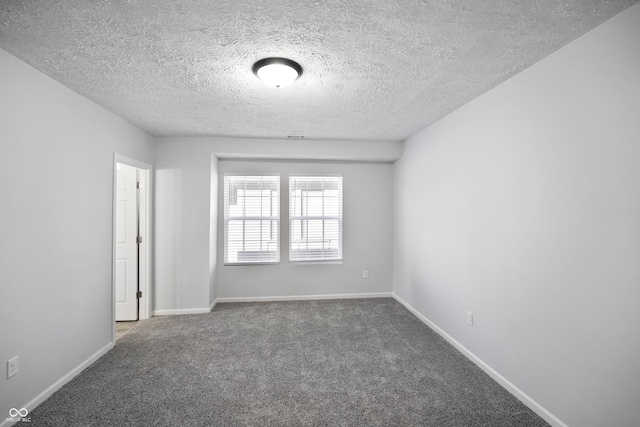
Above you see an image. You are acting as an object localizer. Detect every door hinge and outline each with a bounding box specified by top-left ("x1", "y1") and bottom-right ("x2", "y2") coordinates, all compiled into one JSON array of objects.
[
  {"x1": 136, "y1": 181, "x2": 140, "y2": 189},
  {"x1": 137, "y1": 236, "x2": 142, "y2": 244},
  {"x1": 136, "y1": 291, "x2": 142, "y2": 299}
]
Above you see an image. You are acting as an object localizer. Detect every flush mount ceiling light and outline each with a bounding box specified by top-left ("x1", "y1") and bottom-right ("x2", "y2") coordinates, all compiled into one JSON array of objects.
[{"x1": 252, "y1": 58, "x2": 303, "y2": 88}]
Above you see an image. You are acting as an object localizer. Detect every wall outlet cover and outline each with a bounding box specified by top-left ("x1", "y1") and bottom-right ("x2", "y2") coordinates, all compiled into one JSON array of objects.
[{"x1": 7, "y1": 356, "x2": 19, "y2": 378}]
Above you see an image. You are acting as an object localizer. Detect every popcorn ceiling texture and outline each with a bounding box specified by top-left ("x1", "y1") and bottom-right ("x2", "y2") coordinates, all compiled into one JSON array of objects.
[{"x1": 0, "y1": 0, "x2": 637, "y2": 140}]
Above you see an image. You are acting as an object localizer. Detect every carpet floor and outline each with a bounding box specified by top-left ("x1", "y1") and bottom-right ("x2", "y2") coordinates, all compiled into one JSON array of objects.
[{"x1": 29, "y1": 298, "x2": 549, "y2": 426}]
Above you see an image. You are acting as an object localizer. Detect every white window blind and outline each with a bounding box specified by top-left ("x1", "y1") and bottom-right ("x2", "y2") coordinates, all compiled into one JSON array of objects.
[
  {"x1": 224, "y1": 175, "x2": 280, "y2": 264},
  {"x1": 289, "y1": 175, "x2": 343, "y2": 262}
]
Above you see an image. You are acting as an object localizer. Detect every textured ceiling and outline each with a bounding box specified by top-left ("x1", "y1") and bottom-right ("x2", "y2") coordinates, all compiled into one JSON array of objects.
[{"x1": 0, "y1": 0, "x2": 637, "y2": 141}]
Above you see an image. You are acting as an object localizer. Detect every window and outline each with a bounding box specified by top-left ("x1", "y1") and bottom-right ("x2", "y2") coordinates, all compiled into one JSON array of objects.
[
  {"x1": 224, "y1": 175, "x2": 280, "y2": 264},
  {"x1": 289, "y1": 176, "x2": 343, "y2": 261}
]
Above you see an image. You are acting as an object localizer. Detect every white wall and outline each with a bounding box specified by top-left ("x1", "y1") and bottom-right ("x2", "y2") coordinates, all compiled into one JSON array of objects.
[
  {"x1": 157, "y1": 136, "x2": 403, "y2": 162},
  {"x1": 0, "y1": 49, "x2": 154, "y2": 419},
  {"x1": 393, "y1": 4, "x2": 640, "y2": 427},
  {"x1": 217, "y1": 160, "x2": 393, "y2": 299},
  {"x1": 209, "y1": 156, "x2": 219, "y2": 307},
  {"x1": 154, "y1": 136, "x2": 400, "y2": 312},
  {"x1": 153, "y1": 140, "x2": 215, "y2": 314}
]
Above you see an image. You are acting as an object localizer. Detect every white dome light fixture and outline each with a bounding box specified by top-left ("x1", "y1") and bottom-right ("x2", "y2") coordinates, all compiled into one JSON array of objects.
[{"x1": 252, "y1": 58, "x2": 302, "y2": 88}]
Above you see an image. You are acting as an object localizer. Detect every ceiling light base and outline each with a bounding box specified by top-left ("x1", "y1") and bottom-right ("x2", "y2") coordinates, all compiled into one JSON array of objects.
[{"x1": 253, "y1": 58, "x2": 303, "y2": 88}]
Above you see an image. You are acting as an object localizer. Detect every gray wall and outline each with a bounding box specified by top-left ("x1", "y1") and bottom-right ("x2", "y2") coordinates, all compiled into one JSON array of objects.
[
  {"x1": 153, "y1": 137, "x2": 400, "y2": 312},
  {"x1": 0, "y1": 48, "x2": 155, "y2": 418},
  {"x1": 393, "y1": 5, "x2": 640, "y2": 427},
  {"x1": 216, "y1": 160, "x2": 393, "y2": 299},
  {"x1": 154, "y1": 140, "x2": 215, "y2": 314},
  {"x1": 209, "y1": 157, "x2": 219, "y2": 307}
]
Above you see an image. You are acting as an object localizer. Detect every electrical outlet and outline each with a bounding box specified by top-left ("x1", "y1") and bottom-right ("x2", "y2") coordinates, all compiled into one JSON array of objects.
[
  {"x1": 466, "y1": 311, "x2": 473, "y2": 326},
  {"x1": 362, "y1": 270, "x2": 369, "y2": 279},
  {"x1": 7, "y1": 356, "x2": 19, "y2": 378}
]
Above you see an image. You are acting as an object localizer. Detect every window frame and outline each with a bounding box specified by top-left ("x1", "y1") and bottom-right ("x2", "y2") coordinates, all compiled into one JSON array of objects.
[
  {"x1": 288, "y1": 174, "x2": 343, "y2": 263},
  {"x1": 223, "y1": 173, "x2": 281, "y2": 265}
]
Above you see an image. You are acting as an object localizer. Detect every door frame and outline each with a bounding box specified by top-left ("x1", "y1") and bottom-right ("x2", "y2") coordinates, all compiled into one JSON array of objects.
[{"x1": 112, "y1": 154, "x2": 153, "y2": 340}]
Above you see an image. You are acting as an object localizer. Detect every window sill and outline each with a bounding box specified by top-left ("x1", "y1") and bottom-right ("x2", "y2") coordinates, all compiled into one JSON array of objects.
[
  {"x1": 288, "y1": 260, "x2": 343, "y2": 265},
  {"x1": 224, "y1": 262, "x2": 280, "y2": 266}
]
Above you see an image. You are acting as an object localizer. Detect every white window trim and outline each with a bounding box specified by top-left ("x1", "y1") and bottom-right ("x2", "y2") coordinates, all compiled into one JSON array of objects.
[
  {"x1": 288, "y1": 174, "x2": 343, "y2": 263},
  {"x1": 223, "y1": 173, "x2": 281, "y2": 265}
]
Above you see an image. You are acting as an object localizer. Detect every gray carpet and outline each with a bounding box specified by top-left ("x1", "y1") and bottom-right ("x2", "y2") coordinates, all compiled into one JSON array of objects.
[{"x1": 30, "y1": 298, "x2": 549, "y2": 426}]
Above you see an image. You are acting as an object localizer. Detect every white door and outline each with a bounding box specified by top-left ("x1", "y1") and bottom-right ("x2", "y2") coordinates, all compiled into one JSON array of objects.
[{"x1": 115, "y1": 163, "x2": 139, "y2": 321}]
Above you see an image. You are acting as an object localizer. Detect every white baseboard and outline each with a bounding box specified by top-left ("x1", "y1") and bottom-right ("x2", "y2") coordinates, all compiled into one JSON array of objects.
[
  {"x1": 153, "y1": 299, "x2": 219, "y2": 317},
  {"x1": 152, "y1": 293, "x2": 391, "y2": 315},
  {"x1": 215, "y1": 292, "x2": 392, "y2": 304},
  {"x1": 0, "y1": 342, "x2": 114, "y2": 427},
  {"x1": 391, "y1": 293, "x2": 567, "y2": 427},
  {"x1": 152, "y1": 307, "x2": 213, "y2": 316}
]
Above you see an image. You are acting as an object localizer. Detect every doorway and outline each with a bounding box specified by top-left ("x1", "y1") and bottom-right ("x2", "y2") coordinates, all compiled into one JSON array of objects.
[{"x1": 113, "y1": 155, "x2": 152, "y2": 338}]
